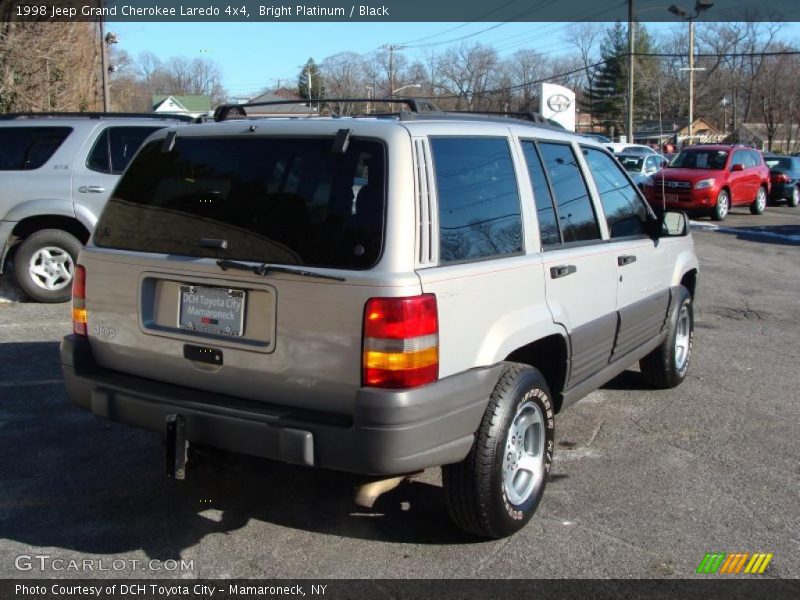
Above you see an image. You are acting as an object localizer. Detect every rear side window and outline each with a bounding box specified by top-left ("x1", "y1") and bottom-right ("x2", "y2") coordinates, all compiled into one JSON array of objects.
[
  {"x1": 582, "y1": 147, "x2": 649, "y2": 238},
  {"x1": 87, "y1": 126, "x2": 162, "y2": 174},
  {"x1": 520, "y1": 141, "x2": 560, "y2": 247},
  {"x1": 430, "y1": 137, "x2": 523, "y2": 264},
  {"x1": 0, "y1": 127, "x2": 72, "y2": 170},
  {"x1": 94, "y1": 137, "x2": 386, "y2": 269},
  {"x1": 537, "y1": 142, "x2": 601, "y2": 243}
]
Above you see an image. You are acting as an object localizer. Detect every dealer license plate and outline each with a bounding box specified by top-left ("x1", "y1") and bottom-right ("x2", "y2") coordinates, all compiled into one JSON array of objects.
[{"x1": 179, "y1": 285, "x2": 246, "y2": 337}]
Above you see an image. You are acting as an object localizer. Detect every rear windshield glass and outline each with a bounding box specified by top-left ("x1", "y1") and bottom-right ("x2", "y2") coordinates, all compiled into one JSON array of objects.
[
  {"x1": 94, "y1": 136, "x2": 386, "y2": 269},
  {"x1": 670, "y1": 149, "x2": 728, "y2": 170},
  {"x1": 765, "y1": 157, "x2": 791, "y2": 169},
  {"x1": 618, "y1": 155, "x2": 644, "y2": 171},
  {"x1": 0, "y1": 127, "x2": 72, "y2": 170}
]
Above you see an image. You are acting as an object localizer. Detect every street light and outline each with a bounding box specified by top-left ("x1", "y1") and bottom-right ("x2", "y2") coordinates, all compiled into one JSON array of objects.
[
  {"x1": 391, "y1": 84, "x2": 422, "y2": 97},
  {"x1": 668, "y1": 1, "x2": 714, "y2": 147}
]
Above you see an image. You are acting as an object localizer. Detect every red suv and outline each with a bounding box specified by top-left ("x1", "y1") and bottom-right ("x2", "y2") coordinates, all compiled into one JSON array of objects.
[{"x1": 643, "y1": 145, "x2": 770, "y2": 221}]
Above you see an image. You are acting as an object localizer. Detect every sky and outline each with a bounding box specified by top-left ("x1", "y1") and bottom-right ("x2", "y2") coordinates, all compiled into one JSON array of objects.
[{"x1": 112, "y1": 20, "x2": 800, "y2": 99}]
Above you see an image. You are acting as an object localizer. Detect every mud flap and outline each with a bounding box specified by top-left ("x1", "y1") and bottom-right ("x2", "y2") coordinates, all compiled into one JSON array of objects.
[{"x1": 166, "y1": 414, "x2": 188, "y2": 480}]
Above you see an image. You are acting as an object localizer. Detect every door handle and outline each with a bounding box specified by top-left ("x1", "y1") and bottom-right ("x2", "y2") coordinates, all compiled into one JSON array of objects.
[
  {"x1": 550, "y1": 265, "x2": 577, "y2": 279},
  {"x1": 78, "y1": 186, "x2": 106, "y2": 193},
  {"x1": 618, "y1": 255, "x2": 637, "y2": 266}
]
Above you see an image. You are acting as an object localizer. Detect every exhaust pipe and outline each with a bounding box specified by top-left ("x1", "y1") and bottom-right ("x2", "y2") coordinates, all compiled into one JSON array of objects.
[{"x1": 354, "y1": 475, "x2": 415, "y2": 508}]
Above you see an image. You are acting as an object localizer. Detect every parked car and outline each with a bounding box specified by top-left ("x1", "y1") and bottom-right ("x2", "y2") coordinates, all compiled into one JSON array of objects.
[
  {"x1": 762, "y1": 154, "x2": 800, "y2": 207},
  {"x1": 61, "y1": 99, "x2": 699, "y2": 539},
  {"x1": 606, "y1": 143, "x2": 658, "y2": 156},
  {"x1": 0, "y1": 112, "x2": 194, "y2": 302},
  {"x1": 644, "y1": 144, "x2": 770, "y2": 221},
  {"x1": 616, "y1": 153, "x2": 670, "y2": 188}
]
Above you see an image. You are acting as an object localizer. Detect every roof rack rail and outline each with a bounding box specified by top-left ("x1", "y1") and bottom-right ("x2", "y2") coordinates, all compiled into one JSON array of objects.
[
  {"x1": 0, "y1": 112, "x2": 199, "y2": 123},
  {"x1": 213, "y1": 98, "x2": 442, "y2": 122},
  {"x1": 443, "y1": 110, "x2": 566, "y2": 129}
]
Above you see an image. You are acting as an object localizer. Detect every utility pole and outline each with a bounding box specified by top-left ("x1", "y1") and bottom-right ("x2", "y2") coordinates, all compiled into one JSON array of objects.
[
  {"x1": 688, "y1": 20, "x2": 695, "y2": 146},
  {"x1": 99, "y1": 16, "x2": 110, "y2": 111},
  {"x1": 668, "y1": 2, "x2": 713, "y2": 147},
  {"x1": 627, "y1": 0, "x2": 635, "y2": 143},
  {"x1": 382, "y1": 44, "x2": 406, "y2": 106}
]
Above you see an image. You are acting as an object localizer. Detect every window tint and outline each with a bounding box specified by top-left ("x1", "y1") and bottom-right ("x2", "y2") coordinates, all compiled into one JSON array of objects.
[
  {"x1": 731, "y1": 151, "x2": 746, "y2": 168},
  {"x1": 537, "y1": 142, "x2": 601, "y2": 243},
  {"x1": 747, "y1": 150, "x2": 762, "y2": 167},
  {"x1": 583, "y1": 147, "x2": 649, "y2": 238},
  {"x1": 0, "y1": 127, "x2": 72, "y2": 170},
  {"x1": 671, "y1": 149, "x2": 728, "y2": 170},
  {"x1": 521, "y1": 141, "x2": 560, "y2": 247},
  {"x1": 87, "y1": 130, "x2": 110, "y2": 172},
  {"x1": 94, "y1": 137, "x2": 386, "y2": 269},
  {"x1": 88, "y1": 126, "x2": 161, "y2": 174},
  {"x1": 431, "y1": 137, "x2": 523, "y2": 263}
]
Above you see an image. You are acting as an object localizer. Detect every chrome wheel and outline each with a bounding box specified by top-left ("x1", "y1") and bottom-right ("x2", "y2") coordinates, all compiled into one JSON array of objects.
[
  {"x1": 755, "y1": 188, "x2": 766, "y2": 213},
  {"x1": 791, "y1": 186, "x2": 799, "y2": 207},
  {"x1": 716, "y1": 192, "x2": 729, "y2": 219},
  {"x1": 502, "y1": 400, "x2": 545, "y2": 506},
  {"x1": 674, "y1": 305, "x2": 691, "y2": 372},
  {"x1": 28, "y1": 246, "x2": 74, "y2": 291}
]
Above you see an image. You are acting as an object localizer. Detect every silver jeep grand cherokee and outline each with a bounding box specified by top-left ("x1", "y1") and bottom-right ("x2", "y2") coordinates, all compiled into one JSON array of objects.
[{"x1": 61, "y1": 99, "x2": 699, "y2": 538}]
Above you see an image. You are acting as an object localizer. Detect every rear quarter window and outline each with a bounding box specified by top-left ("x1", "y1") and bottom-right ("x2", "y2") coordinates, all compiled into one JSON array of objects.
[{"x1": 0, "y1": 127, "x2": 72, "y2": 170}]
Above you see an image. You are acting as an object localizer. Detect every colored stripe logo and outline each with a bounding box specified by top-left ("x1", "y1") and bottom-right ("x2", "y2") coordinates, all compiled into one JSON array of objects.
[{"x1": 696, "y1": 552, "x2": 773, "y2": 574}]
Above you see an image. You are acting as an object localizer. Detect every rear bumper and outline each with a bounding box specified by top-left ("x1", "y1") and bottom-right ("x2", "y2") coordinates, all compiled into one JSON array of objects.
[
  {"x1": 60, "y1": 334, "x2": 501, "y2": 476},
  {"x1": 769, "y1": 183, "x2": 794, "y2": 199}
]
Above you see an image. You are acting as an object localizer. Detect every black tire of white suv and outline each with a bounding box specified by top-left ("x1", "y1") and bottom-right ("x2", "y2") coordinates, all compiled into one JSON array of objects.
[
  {"x1": 640, "y1": 286, "x2": 694, "y2": 389},
  {"x1": 442, "y1": 363, "x2": 554, "y2": 539},
  {"x1": 14, "y1": 229, "x2": 82, "y2": 303}
]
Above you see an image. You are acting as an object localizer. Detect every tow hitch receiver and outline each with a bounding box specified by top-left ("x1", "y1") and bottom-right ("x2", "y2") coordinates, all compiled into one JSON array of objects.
[{"x1": 166, "y1": 414, "x2": 188, "y2": 480}]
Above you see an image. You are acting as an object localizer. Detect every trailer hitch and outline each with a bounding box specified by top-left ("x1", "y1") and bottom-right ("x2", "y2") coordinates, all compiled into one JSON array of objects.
[{"x1": 165, "y1": 414, "x2": 188, "y2": 480}]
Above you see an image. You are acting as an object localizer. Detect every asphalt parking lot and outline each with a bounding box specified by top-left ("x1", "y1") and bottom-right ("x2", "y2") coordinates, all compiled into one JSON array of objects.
[{"x1": 0, "y1": 205, "x2": 798, "y2": 579}]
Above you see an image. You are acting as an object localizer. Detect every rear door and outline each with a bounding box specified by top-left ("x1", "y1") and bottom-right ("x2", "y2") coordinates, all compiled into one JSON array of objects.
[
  {"x1": 728, "y1": 150, "x2": 749, "y2": 205},
  {"x1": 72, "y1": 124, "x2": 164, "y2": 219},
  {"x1": 520, "y1": 139, "x2": 618, "y2": 388},
  {"x1": 581, "y1": 146, "x2": 671, "y2": 360}
]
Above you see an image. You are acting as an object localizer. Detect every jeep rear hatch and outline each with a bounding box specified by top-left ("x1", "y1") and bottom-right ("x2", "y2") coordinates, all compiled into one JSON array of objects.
[{"x1": 83, "y1": 133, "x2": 413, "y2": 415}]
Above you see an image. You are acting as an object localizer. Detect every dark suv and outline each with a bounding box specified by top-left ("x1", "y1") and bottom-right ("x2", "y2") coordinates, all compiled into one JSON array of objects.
[{"x1": 643, "y1": 145, "x2": 770, "y2": 221}]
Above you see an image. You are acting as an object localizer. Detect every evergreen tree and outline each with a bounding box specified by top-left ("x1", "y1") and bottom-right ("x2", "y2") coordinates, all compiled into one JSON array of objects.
[
  {"x1": 581, "y1": 22, "x2": 658, "y2": 136},
  {"x1": 297, "y1": 58, "x2": 325, "y2": 102}
]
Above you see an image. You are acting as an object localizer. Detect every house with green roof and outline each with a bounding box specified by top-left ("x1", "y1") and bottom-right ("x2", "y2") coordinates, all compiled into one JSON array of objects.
[{"x1": 152, "y1": 95, "x2": 212, "y2": 118}]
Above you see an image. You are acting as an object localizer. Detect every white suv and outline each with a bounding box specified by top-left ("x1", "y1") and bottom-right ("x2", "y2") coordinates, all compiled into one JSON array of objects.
[{"x1": 61, "y1": 100, "x2": 699, "y2": 539}]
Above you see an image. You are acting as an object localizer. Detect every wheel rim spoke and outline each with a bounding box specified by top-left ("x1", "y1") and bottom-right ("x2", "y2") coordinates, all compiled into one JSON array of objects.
[{"x1": 502, "y1": 401, "x2": 546, "y2": 506}]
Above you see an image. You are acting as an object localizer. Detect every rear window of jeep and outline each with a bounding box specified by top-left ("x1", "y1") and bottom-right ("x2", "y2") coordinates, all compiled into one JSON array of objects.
[
  {"x1": 0, "y1": 127, "x2": 72, "y2": 170},
  {"x1": 94, "y1": 136, "x2": 386, "y2": 269}
]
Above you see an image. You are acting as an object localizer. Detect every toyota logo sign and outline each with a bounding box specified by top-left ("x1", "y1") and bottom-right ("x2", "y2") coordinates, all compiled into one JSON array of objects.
[{"x1": 547, "y1": 94, "x2": 571, "y2": 113}]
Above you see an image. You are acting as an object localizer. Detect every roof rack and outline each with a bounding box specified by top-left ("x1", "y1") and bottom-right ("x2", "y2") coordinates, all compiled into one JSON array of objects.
[
  {"x1": 211, "y1": 99, "x2": 568, "y2": 132},
  {"x1": 213, "y1": 98, "x2": 443, "y2": 122},
  {"x1": 0, "y1": 112, "x2": 199, "y2": 123}
]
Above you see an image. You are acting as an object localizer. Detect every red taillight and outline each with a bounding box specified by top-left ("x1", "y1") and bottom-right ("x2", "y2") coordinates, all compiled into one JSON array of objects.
[
  {"x1": 72, "y1": 265, "x2": 87, "y2": 336},
  {"x1": 772, "y1": 173, "x2": 790, "y2": 183},
  {"x1": 362, "y1": 294, "x2": 438, "y2": 389}
]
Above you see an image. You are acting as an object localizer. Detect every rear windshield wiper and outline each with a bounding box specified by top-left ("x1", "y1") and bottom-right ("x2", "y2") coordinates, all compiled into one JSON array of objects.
[{"x1": 217, "y1": 259, "x2": 346, "y2": 282}]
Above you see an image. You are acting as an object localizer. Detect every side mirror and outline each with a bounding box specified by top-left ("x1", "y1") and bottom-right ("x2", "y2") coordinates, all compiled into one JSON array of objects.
[
  {"x1": 731, "y1": 163, "x2": 744, "y2": 172},
  {"x1": 660, "y1": 210, "x2": 689, "y2": 237}
]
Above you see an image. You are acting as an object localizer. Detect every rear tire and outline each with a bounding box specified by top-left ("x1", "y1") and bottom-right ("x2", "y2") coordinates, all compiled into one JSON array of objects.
[
  {"x1": 788, "y1": 185, "x2": 799, "y2": 208},
  {"x1": 711, "y1": 189, "x2": 729, "y2": 221},
  {"x1": 14, "y1": 229, "x2": 82, "y2": 303},
  {"x1": 442, "y1": 363, "x2": 554, "y2": 539},
  {"x1": 750, "y1": 186, "x2": 767, "y2": 215},
  {"x1": 640, "y1": 286, "x2": 694, "y2": 389}
]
